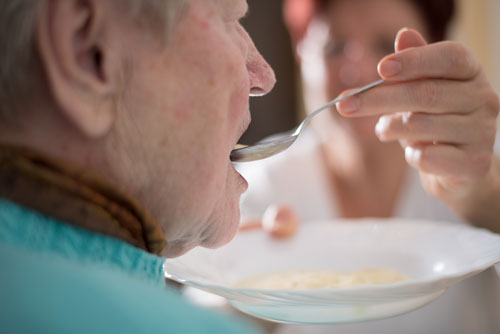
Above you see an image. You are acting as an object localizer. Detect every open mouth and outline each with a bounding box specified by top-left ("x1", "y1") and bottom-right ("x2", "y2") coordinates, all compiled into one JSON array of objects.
[
  {"x1": 233, "y1": 144, "x2": 248, "y2": 150},
  {"x1": 230, "y1": 144, "x2": 250, "y2": 163},
  {"x1": 230, "y1": 144, "x2": 248, "y2": 163},
  {"x1": 230, "y1": 111, "x2": 251, "y2": 159}
]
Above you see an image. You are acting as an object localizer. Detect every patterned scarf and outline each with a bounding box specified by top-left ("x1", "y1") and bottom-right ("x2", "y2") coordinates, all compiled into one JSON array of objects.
[{"x1": 0, "y1": 145, "x2": 166, "y2": 255}]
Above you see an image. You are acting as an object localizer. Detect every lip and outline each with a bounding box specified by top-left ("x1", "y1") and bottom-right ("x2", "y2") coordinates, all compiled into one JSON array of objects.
[
  {"x1": 237, "y1": 168, "x2": 248, "y2": 190},
  {"x1": 232, "y1": 109, "x2": 251, "y2": 152},
  {"x1": 227, "y1": 109, "x2": 250, "y2": 188},
  {"x1": 228, "y1": 156, "x2": 248, "y2": 191}
]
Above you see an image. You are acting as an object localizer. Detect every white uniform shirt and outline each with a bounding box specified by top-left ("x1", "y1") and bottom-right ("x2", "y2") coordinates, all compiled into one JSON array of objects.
[{"x1": 237, "y1": 128, "x2": 500, "y2": 334}]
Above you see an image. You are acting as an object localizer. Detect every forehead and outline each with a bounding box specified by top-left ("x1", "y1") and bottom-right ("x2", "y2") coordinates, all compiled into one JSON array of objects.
[{"x1": 324, "y1": 0, "x2": 426, "y2": 37}]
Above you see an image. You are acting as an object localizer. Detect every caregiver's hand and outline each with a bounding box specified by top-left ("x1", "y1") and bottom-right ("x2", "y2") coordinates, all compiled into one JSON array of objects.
[{"x1": 336, "y1": 28, "x2": 500, "y2": 230}]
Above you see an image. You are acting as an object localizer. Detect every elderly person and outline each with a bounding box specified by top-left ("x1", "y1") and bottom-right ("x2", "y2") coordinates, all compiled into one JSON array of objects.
[
  {"x1": 239, "y1": 0, "x2": 500, "y2": 333},
  {"x1": 0, "y1": 0, "x2": 275, "y2": 332}
]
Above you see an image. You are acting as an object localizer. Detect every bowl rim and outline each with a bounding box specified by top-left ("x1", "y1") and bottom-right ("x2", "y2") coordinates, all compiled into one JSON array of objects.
[{"x1": 164, "y1": 219, "x2": 500, "y2": 298}]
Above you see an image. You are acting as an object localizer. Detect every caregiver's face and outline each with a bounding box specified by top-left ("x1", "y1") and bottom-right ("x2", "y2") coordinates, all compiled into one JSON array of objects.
[
  {"x1": 117, "y1": 0, "x2": 275, "y2": 256},
  {"x1": 322, "y1": 0, "x2": 427, "y2": 142}
]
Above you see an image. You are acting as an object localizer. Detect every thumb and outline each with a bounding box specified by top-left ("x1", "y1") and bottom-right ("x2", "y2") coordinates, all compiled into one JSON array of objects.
[
  {"x1": 394, "y1": 27, "x2": 427, "y2": 52},
  {"x1": 377, "y1": 28, "x2": 427, "y2": 79}
]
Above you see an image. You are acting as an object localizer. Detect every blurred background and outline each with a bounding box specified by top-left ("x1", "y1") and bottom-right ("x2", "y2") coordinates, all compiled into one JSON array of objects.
[{"x1": 240, "y1": 0, "x2": 500, "y2": 145}]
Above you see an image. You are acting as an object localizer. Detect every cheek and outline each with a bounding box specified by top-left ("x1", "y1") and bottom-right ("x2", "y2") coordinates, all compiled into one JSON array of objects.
[
  {"x1": 325, "y1": 63, "x2": 343, "y2": 97},
  {"x1": 228, "y1": 79, "x2": 250, "y2": 125}
]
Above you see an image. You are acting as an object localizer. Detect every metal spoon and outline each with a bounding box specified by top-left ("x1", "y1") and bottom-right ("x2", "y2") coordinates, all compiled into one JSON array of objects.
[{"x1": 230, "y1": 79, "x2": 384, "y2": 162}]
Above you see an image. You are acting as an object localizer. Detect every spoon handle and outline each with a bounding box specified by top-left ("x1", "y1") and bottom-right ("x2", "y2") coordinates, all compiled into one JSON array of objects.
[{"x1": 302, "y1": 79, "x2": 385, "y2": 126}]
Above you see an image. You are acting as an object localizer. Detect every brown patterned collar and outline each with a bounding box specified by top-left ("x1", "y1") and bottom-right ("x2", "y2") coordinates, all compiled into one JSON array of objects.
[{"x1": 0, "y1": 144, "x2": 166, "y2": 255}]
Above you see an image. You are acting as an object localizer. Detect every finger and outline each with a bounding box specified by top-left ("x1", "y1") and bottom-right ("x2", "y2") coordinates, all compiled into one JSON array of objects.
[
  {"x1": 239, "y1": 219, "x2": 262, "y2": 231},
  {"x1": 262, "y1": 204, "x2": 299, "y2": 238},
  {"x1": 405, "y1": 143, "x2": 492, "y2": 179},
  {"x1": 378, "y1": 41, "x2": 481, "y2": 81},
  {"x1": 398, "y1": 139, "x2": 408, "y2": 149},
  {"x1": 394, "y1": 28, "x2": 427, "y2": 52},
  {"x1": 375, "y1": 112, "x2": 493, "y2": 145},
  {"x1": 336, "y1": 79, "x2": 483, "y2": 116}
]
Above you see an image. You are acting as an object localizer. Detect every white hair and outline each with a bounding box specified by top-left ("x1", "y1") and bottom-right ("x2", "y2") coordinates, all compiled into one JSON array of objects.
[{"x1": 0, "y1": 0, "x2": 188, "y2": 119}]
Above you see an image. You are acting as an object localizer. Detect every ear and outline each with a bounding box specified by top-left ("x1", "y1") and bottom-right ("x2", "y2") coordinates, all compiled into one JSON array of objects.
[{"x1": 35, "y1": 0, "x2": 120, "y2": 138}]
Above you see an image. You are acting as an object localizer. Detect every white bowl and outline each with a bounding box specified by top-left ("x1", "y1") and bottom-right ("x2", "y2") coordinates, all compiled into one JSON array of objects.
[{"x1": 164, "y1": 219, "x2": 500, "y2": 324}]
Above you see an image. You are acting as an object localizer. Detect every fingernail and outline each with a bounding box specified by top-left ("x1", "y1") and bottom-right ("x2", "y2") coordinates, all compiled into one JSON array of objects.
[
  {"x1": 336, "y1": 96, "x2": 360, "y2": 114},
  {"x1": 396, "y1": 27, "x2": 410, "y2": 38},
  {"x1": 395, "y1": 28, "x2": 409, "y2": 51},
  {"x1": 405, "y1": 146, "x2": 421, "y2": 166},
  {"x1": 378, "y1": 59, "x2": 402, "y2": 77},
  {"x1": 375, "y1": 116, "x2": 390, "y2": 137}
]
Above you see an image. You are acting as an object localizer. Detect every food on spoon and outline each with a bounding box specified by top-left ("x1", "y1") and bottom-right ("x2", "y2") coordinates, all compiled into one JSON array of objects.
[
  {"x1": 235, "y1": 268, "x2": 409, "y2": 290},
  {"x1": 262, "y1": 204, "x2": 299, "y2": 238}
]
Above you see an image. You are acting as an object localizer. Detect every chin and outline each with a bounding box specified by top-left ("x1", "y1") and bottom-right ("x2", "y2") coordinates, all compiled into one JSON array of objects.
[
  {"x1": 202, "y1": 217, "x2": 240, "y2": 249},
  {"x1": 201, "y1": 197, "x2": 241, "y2": 249},
  {"x1": 163, "y1": 240, "x2": 198, "y2": 258},
  {"x1": 163, "y1": 208, "x2": 240, "y2": 258}
]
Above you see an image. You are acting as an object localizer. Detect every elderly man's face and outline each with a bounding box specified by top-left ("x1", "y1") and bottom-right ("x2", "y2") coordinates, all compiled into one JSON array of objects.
[{"x1": 111, "y1": 0, "x2": 275, "y2": 256}]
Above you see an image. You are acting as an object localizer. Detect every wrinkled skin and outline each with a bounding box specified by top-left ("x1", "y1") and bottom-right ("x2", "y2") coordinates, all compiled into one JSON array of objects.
[{"x1": 111, "y1": 0, "x2": 276, "y2": 256}]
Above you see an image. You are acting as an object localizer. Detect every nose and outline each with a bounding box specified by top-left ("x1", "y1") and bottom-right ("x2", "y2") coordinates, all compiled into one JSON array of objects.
[{"x1": 246, "y1": 38, "x2": 276, "y2": 96}]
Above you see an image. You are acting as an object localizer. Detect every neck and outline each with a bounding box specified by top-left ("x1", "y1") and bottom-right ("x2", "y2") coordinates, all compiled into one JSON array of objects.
[
  {"x1": 322, "y1": 133, "x2": 406, "y2": 185},
  {"x1": 319, "y1": 127, "x2": 408, "y2": 218},
  {"x1": 0, "y1": 113, "x2": 95, "y2": 169},
  {"x1": 0, "y1": 144, "x2": 167, "y2": 255}
]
